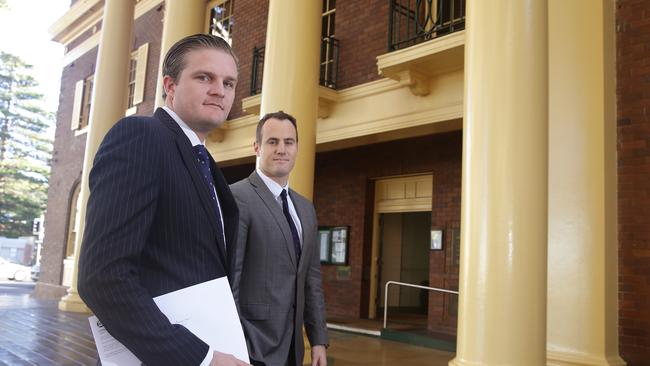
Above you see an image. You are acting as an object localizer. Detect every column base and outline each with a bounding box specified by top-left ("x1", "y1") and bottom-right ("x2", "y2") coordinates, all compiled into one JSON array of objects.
[
  {"x1": 547, "y1": 351, "x2": 626, "y2": 366},
  {"x1": 303, "y1": 327, "x2": 311, "y2": 365},
  {"x1": 450, "y1": 357, "x2": 548, "y2": 366},
  {"x1": 449, "y1": 358, "x2": 491, "y2": 366},
  {"x1": 58, "y1": 291, "x2": 90, "y2": 313},
  {"x1": 33, "y1": 282, "x2": 68, "y2": 299}
]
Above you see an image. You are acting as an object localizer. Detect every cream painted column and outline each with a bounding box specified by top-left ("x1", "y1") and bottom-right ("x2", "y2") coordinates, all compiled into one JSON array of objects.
[
  {"x1": 58, "y1": 0, "x2": 136, "y2": 313},
  {"x1": 154, "y1": 0, "x2": 207, "y2": 108},
  {"x1": 450, "y1": 1, "x2": 548, "y2": 365},
  {"x1": 547, "y1": 1, "x2": 625, "y2": 365},
  {"x1": 259, "y1": 0, "x2": 321, "y2": 200}
]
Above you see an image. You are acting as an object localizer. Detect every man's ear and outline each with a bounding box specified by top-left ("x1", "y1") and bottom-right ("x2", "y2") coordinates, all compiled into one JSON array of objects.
[
  {"x1": 253, "y1": 141, "x2": 261, "y2": 157},
  {"x1": 162, "y1": 75, "x2": 176, "y2": 100}
]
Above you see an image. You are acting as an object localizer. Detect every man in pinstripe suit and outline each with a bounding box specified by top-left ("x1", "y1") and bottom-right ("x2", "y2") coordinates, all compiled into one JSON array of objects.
[{"x1": 78, "y1": 34, "x2": 250, "y2": 366}]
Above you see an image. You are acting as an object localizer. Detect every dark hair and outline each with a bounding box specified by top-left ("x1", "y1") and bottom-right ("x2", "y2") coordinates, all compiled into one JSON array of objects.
[
  {"x1": 256, "y1": 111, "x2": 298, "y2": 143},
  {"x1": 162, "y1": 33, "x2": 239, "y2": 98}
]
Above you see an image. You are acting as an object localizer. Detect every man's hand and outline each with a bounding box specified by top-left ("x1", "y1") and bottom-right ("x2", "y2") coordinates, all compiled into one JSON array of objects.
[
  {"x1": 209, "y1": 351, "x2": 251, "y2": 366},
  {"x1": 311, "y1": 345, "x2": 327, "y2": 366}
]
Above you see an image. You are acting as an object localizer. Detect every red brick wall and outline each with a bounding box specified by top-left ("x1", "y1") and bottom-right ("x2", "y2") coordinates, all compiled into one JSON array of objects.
[
  {"x1": 617, "y1": 0, "x2": 650, "y2": 364},
  {"x1": 426, "y1": 139, "x2": 461, "y2": 334},
  {"x1": 335, "y1": 0, "x2": 389, "y2": 89},
  {"x1": 228, "y1": 0, "x2": 268, "y2": 119},
  {"x1": 314, "y1": 132, "x2": 462, "y2": 332}
]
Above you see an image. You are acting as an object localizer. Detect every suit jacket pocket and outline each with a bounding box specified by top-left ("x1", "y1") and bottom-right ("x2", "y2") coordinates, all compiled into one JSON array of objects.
[{"x1": 241, "y1": 303, "x2": 270, "y2": 320}]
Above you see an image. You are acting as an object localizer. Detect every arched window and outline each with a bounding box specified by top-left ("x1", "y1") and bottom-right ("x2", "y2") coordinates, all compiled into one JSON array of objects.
[{"x1": 65, "y1": 184, "x2": 81, "y2": 258}]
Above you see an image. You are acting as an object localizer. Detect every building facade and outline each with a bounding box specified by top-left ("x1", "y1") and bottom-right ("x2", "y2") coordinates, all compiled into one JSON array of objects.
[{"x1": 35, "y1": 0, "x2": 649, "y2": 364}]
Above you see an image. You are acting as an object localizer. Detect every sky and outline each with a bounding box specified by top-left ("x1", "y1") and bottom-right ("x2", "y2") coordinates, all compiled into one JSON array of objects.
[{"x1": 0, "y1": 0, "x2": 70, "y2": 113}]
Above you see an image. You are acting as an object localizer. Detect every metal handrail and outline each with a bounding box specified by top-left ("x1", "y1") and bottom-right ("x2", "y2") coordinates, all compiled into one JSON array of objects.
[{"x1": 383, "y1": 280, "x2": 459, "y2": 329}]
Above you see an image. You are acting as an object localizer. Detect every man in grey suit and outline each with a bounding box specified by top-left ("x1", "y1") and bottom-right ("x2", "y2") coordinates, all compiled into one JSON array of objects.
[{"x1": 230, "y1": 111, "x2": 328, "y2": 366}]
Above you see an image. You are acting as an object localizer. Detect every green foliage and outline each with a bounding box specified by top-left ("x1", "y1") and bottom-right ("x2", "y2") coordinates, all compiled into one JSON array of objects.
[{"x1": 0, "y1": 51, "x2": 53, "y2": 237}]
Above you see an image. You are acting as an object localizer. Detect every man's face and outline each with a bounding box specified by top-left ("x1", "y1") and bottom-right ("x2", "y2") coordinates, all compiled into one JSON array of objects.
[
  {"x1": 255, "y1": 118, "x2": 298, "y2": 185},
  {"x1": 163, "y1": 48, "x2": 238, "y2": 139}
]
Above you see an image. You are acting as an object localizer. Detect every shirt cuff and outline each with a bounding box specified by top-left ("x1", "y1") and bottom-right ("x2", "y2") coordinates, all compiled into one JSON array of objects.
[{"x1": 200, "y1": 346, "x2": 214, "y2": 366}]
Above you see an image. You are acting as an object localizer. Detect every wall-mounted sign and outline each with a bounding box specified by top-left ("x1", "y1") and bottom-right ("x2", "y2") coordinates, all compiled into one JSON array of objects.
[
  {"x1": 430, "y1": 229, "x2": 443, "y2": 250},
  {"x1": 318, "y1": 226, "x2": 349, "y2": 265}
]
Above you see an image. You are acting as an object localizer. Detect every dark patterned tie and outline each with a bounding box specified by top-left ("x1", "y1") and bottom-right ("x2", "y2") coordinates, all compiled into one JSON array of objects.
[
  {"x1": 194, "y1": 145, "x2": 225, "y2": 247},
  {"x1": 280, "y1": 189, "x2": 301, "y2": 262}
]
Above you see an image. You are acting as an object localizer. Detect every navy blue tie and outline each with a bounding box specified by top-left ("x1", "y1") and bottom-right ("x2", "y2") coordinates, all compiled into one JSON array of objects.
[
  {"x1": 280, "y1": 189, "x2": 301, "y2": 262},
  {"x1": 194, "y1": 145, "x2": 225, "y2": 247}
]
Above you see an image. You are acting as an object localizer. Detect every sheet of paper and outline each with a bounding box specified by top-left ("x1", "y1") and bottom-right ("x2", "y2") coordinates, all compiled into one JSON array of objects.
[{"x1": 89, "y1": 277, "x2": 249, "y2": 365}]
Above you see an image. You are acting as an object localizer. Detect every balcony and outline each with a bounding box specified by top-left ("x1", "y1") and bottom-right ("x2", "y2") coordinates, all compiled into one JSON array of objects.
[
  {"x1": 377, "y1": 0, "x2": 465, "y2": 96},
  {"x1": 244, "y1": 36, "x2": 340, "y2": 117},
  {"x1": 388, "y1": 0, "x2": 465, "y2": 52},
  {"x1": 249, "y1": 36, "x2": 340, "y2": 96}
]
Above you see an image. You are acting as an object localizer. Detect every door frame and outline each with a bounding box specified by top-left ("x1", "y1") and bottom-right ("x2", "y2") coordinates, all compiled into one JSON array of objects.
[{"x1": 368, "y1": 174, "x2": 433, "y2": 319}]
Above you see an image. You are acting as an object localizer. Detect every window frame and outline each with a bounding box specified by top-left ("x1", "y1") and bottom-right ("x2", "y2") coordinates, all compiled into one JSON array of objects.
[{"x1": 205, "y1": 0, "x2": 234, "y2": 45}]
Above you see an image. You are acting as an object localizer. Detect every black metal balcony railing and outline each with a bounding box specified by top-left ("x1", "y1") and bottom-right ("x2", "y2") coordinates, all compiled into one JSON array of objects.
[
  {"x1": 250, "y1": 36, "x2": 340, "y2": 96},
  {"x1": 388, "y1": 0, "x2": 466, "y2": 52},
  {"x1": 250, "y1": 46, "x2": 265, "y2": 96},
  {"x1": 320, "y1": 36, "x2": 340, "y2": 89}
]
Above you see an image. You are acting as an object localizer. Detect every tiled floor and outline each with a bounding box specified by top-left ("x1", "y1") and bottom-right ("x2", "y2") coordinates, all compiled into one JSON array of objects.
[{"x1": 0, "y1": 281, "x2": 455, "y2": 365}]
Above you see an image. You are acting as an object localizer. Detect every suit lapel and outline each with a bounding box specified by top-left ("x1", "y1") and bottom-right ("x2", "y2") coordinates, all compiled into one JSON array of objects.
[
  {"x1": 155, "y1": 108, "x2": 227, "y2": 265},
  {"x1": 249, "y1": 172, "x2": 298, "y2": 268}
]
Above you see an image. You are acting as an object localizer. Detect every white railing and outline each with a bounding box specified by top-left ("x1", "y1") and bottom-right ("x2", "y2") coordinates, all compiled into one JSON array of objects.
[{"x1": 383, "y1": 280, "x2": 459, "y2": 329}]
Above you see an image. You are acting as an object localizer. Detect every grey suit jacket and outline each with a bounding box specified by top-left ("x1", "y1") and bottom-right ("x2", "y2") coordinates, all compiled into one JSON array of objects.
[{"x1": 230, "y1": 171, "x2": 328, "y2": 366}]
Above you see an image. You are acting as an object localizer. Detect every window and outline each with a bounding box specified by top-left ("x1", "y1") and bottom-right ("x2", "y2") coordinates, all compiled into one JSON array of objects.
[
  {"x1": 320, "y1": 0, "x2": 336, "y2": 88},
  {"x1": 206, "y1": 0, "x2": 234, "y2": 45},
  {"x1": 70, "y1": 74, "x2": 93, "y2": 132},
  {"x1": 322, "y1": 0, "x2": 336, "y2": 40},
  {"x1": 127, "y1": 57, "x2": 137, "y2": 109},
  {"x1": 126, "y1": 43, "x2": 148, "y2": 115}
]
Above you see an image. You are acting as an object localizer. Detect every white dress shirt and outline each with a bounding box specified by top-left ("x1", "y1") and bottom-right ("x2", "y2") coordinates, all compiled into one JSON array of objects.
[{"x1": 256, "y1": 168, "x2": 303, "y2": 245}]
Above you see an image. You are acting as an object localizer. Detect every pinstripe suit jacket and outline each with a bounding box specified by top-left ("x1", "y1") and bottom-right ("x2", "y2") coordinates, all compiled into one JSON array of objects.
[
  {"x1": 78, "y1": 108, "x2": 238, "y2": 366},
  {"x1": 230, "y1": 172, "x2": 328, "y2": 366}
]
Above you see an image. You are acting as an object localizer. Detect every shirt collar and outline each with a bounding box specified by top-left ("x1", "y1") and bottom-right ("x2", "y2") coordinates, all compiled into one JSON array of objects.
[
  {"x1": 162, "y1": 106, "x2": 203, "y2": 147},
  {"x1": 256, "y1": 168, "x2": 289, "y2": 199}
]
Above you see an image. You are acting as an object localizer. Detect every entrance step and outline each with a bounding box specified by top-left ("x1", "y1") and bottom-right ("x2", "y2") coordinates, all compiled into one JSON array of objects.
[
  {"x1": 327, "y1": 322, "x2": 381, "y2": 337},
  {"x1": 380, "y1": 328, "x2": 456, "y2": 352},
  {"x1": 327, "y1": 317, "x2": 456, "y2": 353}
]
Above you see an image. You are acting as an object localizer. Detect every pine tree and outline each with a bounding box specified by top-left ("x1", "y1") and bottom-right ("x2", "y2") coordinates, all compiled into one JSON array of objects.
[{"x1": 0, "y1": 52, "x2": 53, "y2": 237}]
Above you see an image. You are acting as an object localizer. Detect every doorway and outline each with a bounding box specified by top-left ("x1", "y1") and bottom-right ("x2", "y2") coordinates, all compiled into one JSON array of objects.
[
  {"x1": 368, "y1": 174, "x2": 433, "y2": 319},
  {"x1": 378, "y1": 211, "x2": 431, "y2": 317}
]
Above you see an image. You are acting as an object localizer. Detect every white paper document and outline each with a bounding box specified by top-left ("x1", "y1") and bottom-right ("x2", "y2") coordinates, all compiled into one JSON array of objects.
[{"x1": 89, "y1": 277, "x2": 249, "y2": 366}]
